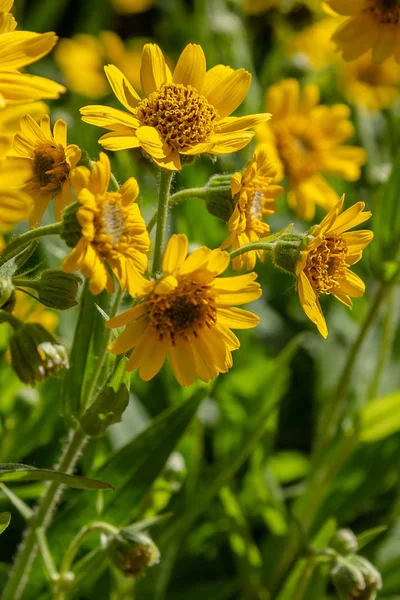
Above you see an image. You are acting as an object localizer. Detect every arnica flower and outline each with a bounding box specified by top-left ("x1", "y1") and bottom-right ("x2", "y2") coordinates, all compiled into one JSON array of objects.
[
  {"x1": 0, "y1": 102, "x2": 47, "y2": 162},
  {"x1": 62, "y1": 153, "x2": 150, "y2": 296},
  {"x1": 0, "y1": 1, "x2": 65, "y2": 105},
  {"x1": 5, "y1": 114, "x2": 81, "y2": 227},
  {"x1": 256, "y1": 79, "x2": 367, "y2": 221},
  {"x1": 326, "y1": 0, "x2": 400, "y2": 64},
  {"x1": 107, "y1": 234, "x2": 261, "y2": 386},
  {"x1": 296, "y1": 197, "x2": 373, "y2": 338},
  {"x1": 221, "y1": 144, "x2": 284, "y2": 271},
  {"x1": 55, "y1": 32, "x2": 142, "y2": 99},
  {"x1": 80, "y1": 43, "x2": 270, "y2": 170}
]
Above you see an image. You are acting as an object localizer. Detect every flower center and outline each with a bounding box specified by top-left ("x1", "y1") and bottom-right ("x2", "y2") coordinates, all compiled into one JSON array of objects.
[
  {"x1": 304, "y1": 236, "x2": 348, "y2": 293},
  {"x1": 249, "y1": 190, "x2": 264, "y2": 222},
  {"x1": 135, "y1": 83, "x2": 219, "y2": 151},
  {"x1": 92, "y1": 193, "x2": 141, "y2": 257},
  {"x1": 32, "y1": 143, "x2": 69, "y2": 193},
  {"x1": 147, "y1": 278, "x2": 217, "y2": 342},
  {"x1": 364, "y1": 0, "x2": 400, "y2": 24},
  {"x1": 273, "y1": 121, "x2": 320, "y2": 181}
]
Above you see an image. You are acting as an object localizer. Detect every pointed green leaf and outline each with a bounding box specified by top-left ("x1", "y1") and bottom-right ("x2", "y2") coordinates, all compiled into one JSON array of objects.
[
  {"x1": 0, "y1": 512, "x2": 11, "y2": 535},
  {"x1": 360, "y1": 390, "x2": 400, "y2": 442},
  {"x1": 0, "y1": 240, "x2": 38, "y2": 273},
  {"x1": 80, "y1": 358, "x2": 131, "y2": 437},
  {"x1": 0, "y1": 463, "x2": 113, "y2": 490},
  {"x1": 357, "y1": 526, "x2": 387, "y2": 550}
]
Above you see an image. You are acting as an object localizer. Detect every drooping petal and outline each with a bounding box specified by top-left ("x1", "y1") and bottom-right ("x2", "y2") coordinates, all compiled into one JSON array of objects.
[
  {"x1": 168, "y1": 339, "x2": 197, "y2": 386},
  {"x1": 297, "y1": 271, "x2": 328, "y2": 338},
  {"x1": 107, "y1": 302, "x2": 148, "y2": 329},
  {"x1": 135, "y1": 125, "x2": 171, "y2": 159},
  {"x1": 216, "y1": 306, "x2": 260, "y2": 329}
]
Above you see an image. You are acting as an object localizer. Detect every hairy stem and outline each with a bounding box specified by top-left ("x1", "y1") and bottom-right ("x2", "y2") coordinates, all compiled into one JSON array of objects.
[
  {"x1": 151, "y1": 170, "x2": 174, "y2": 275},
  {"x1": 147, "y1": 186, "x2": 206, "y2": 233},
  {"x1": 1, "y1": 223, "x2": 62, "y2": 262}
]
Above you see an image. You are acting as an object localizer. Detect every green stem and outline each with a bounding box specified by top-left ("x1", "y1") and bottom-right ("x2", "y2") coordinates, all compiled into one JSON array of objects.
[
  {"x1": 109, "y1": 171, "x2": 120, "y2": 192},
  {"x1": 151, "y1": 170, "x2": 174, "y2": 275},
  {"x1": 229, "y1": 241, "x2": 274, "y2": 261},
  {"x1": 368, "y1": 286, "x2": 397, "y2": 400},
  {"x1": 0, "y1": 310, "x2": 22, "y2": 330},
  {"x1": 36, "y1": 528, "x2": 58, "y2": 582},
  {"x1": 147, "y1": 186, "x2": 206, "y2": 233},
  {"x1": 2, "y1": 426, "x2": 87, "y2": 600},
  {"x1": 1, "y1": 223, "x2": 62, "y2": 262},
  {"x1": 81, "y1": 284, "x2": 123, "y2": 414}
]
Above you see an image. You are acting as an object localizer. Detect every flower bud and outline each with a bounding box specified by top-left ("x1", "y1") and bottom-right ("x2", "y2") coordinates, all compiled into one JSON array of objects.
[
  {"x1": 18, "y1": 269, "x2": 81, "y2": 310},
  {"x1": 330, "y1": 529, "x2": 359, "y2": 556},
  {"x1": 269, "y1": 232, "x2": 313, "y2": 275},
  {"x1": 9, "y1": 323, "x2": 69, "y2": 384},
  {"x1": 106, "y1": 530, "x2": 160, "y2": 578},
  {"x1": 0, "y1": 277, "x2": 15, "y2": 315},
  {"x1": 330, "y1": 554, "x2": 382, "y2": 600},
  {"x1": 205, "y1": 174, "x2": 236, "y2": 222},
  {"x1": 60, "y1": 202, "x2": 81, "y2": 248}
]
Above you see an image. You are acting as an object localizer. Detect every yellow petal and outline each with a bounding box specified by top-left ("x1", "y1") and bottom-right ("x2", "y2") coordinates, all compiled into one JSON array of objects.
[
  {"x1": 80, "y1": 104, "x2": 140, "y2": 131},
  {"x1": 89, "y1": 152, "x2": 110, "y2": 194},
  {"x1": 328, "y1": 202, "x2": 371, "y2": 236},
  {"x1": 211, "y1": 131, "x2": 254, "y2": 154},
  {"x1": 230, "y1": 171, "x2": 242, "y2": 197},
  {"x1": 119, "y1": 177, "x2": 139, "y2": 204},
  {"x1": 107, "y1": 302, "x2": 148, "y2": 328},
  {"x1": 99, "y1": 131, "x2": 141, "y2": 151},
  {"x1": 173, "y1": 43, "x2": 206, "y2": 90},
  {"x1": 168, "y1": 339, "x2": 197, "y2": 386},
  {"x1": 217, "y1": 113, "x2": 271, "y2": 133},
  {"x1": 62, "y1": 238, "x2": 89, "y2": 272},
  {"x1": 104, "y1": 64, "x2": 141, "y2": 112},
  {"x1": 217, "y1": 306, "x2": 259, "y2": 329},
  {"x1": 0, "y1": 71, "x2": 65, "y2": 104},
  {"x1": 204, "y1": 67, "x2": 251, "y2": 119},
  {"x1": 338, "y1": 269, "x2": 365, "y2": 298},
  {"x1": 213, "y1": 273, "x2": 261, "y2": 305},
  {"x1": 109, "y1": 316, "x2": 148, "y2": 354},
  {"x1": 297, "y1": 272, "x2": 328, "y2": 338},
  {"x1": 0, "y1": 31, "x2": 58, "y2": 69},
  {"x1": 154, "y1": 275, "x2": 178, "y2": 294},
  {"x1": 135, "y1": 125, "x2": 171, "y2": 159},
  {"x1": 139, "y1": 332, "x2": 168, "y2": 381},
  {"x1": 215, "y1": 322, "x2": 240, "y2": 351},
  {"x1": 53, "y1": 118, "x2": 67, "y2": 146},
  {"x1": 140, "y1": 43, "x2": 171, "y2": 97},
  {"x1": 162, "y1": 233, "x2": 188, "y2": 274},
  {"x1": 151, "y1": 150, "x2": 182, "y2": 171}
]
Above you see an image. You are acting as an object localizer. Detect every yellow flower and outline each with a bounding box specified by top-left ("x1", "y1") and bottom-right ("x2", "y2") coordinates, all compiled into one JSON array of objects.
[
  {"x1": 63, "y1": 153, "x2": 150, "y2": 296},
  {"x1": 221, "y1": 144, "x2": 284, "y2": 271},
  {"x1": 109, "y1": 0, "x2": 156, "y2": 13},
  {"x1": 0, "y1": 101, "x2": 47, "y2": 162},
  {"x1": 287, "y1": 17, "x2": 339, "y2": 71},
  {"x1": 256, "y1": 79, "x2": 366, "y2": 221},
  {"x1": 339, "y1": 53, "x2": 400, "y2": 110},
  {"x1": 55, "y1": 31, "x2": 142, "y2": 99},
  {"x1": 326, "y1": 0, "x2": 400, "y2": 64},
  {"x1": 5, "y1": 114, "x2": 81, "y2": 227},
  {"x1": 0, "y1": 189, "x2": 32, "y2": 233},
  {"x1": 0, "y1": 1, "x2": 65, "y2": 105},
  {"x1": 81, "y1": 43, "x2": 270, "y2": 170},
  {"x1": 296, "y1": 196, "x2": 373, "y2": 338},
  {"x1": 107, "y1": 233, "x2": 261, "y2": 386}
]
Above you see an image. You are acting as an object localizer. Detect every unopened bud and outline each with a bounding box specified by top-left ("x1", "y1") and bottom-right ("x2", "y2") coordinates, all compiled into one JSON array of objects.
[
  {"x1": 60, "y1": 202, "x2": 81, "y2": 248},
  {"x1": 205, "y1": 174, "x2": 236, "y2": 222},
  {"x1": 18, "y1": 269, "x2": 81, "y2": 310},
  {"x1": 330, "y1": 554, "x2": 382, "y2": 600},
  {"x1": 0, "y1": 277, "x2": 15, "y2": 315},
  {"x1": 330, "y1": 529, "x2": 359, "y2": 556},
  {"x1": 106, "y1": 530, "x2": 160, "y2": 578},
  {"x1": 269, "y1": 232, "x2": 313, "y2": 275},
  {"x1": 9, "y1": 323, "x2": 69, "y2": 384}
]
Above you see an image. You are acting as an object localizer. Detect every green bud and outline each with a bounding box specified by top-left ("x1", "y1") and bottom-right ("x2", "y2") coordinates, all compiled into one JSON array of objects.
[
  {"x1": 60, "y1": 202, "x2": 82, "y2": 248},
  {"x1": 330, "y1": 529, "x2": 359, "y2": 556},
  {"x1": 205, "y1": 174, "x2": 236, "y2": 222},
  {"x1": 17, "y1": 269, "x2": 81, "y2": 310},
  {"x1": 106, "y1": 530, "x2": 160, "y2": 578},
  {"x1": 269, "y1": 232, "x2": 313, "y2": 275},
  {"x1": 0, "y1": 277, "x2": 15, "y2": 315},
  {"x1": 330, "y1": 554, "x2": 382, "y2": 600},
  {"x1": 9, "y1": 323, "x2": 69, "y2": 385},
  {"x1": 76, "y1": 149, "x2": 92, "y2": 169}
]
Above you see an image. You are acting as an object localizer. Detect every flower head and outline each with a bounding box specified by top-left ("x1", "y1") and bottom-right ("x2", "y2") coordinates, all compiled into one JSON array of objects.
[
  {"x1": 5, "y1": 114, "x2": 81, "y2": 227},
  {"x1": 221, "y1": 144, "x2": 284, "y2": 270},
  {"x1": 107, "y1": 234, "x2": 261, "y2": 386},
  {"x1": 256, "y1": 79, "x2": 367, "y2": 220},
  {"x1": 326, "y1": 0, "x2": 400, "y2": 64},
  {"x1": 62, "y1": 153, "x2": 150, "y2": 296},
  {"x1": 55, "y1": 31, "x2": 142, "y2": 99},
  {"x1": 0, "y1": 1, "x2": 65, "y2": 105},
  {"x1": 296, "y1": 196, "x2": 373, "y2": 338},
  {"x1": 81, "y1": 43, "x2": 271, "y2": 170}
]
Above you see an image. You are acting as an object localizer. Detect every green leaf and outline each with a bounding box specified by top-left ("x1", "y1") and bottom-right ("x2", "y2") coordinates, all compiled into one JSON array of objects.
[
  {"x1": 80, "y1": 358, "x2": 130, "y2": 437},
  {"x1": 360, "y1": 390, "x2": 400, "y2": 442},
  {"x1": 0, "y1": 512, "x2": 11, "y2": 535},
  {"x1": 0, "y1": 240, "x2": 38, "y2": 275},
  {"x1": 0, "y1": 463, "x2": 113, "y2": 490},
  {"x1": 357, "y1": 525, "x2": 388, "y2": 550}
]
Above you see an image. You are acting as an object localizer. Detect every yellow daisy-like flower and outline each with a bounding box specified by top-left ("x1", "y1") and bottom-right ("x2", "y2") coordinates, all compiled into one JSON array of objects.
[
  {"x1": 221, "y1": 144, "x2": 284, "y2": 271},
  {"x1": 5, "y1": 114, "x2": 81, "y2": 227},
  {"x1": 339, "y1": 53, "x2": 400, "y2": 110},
  {"x1": 326, "y1": 0, "x2": 400, "y2": 64},
  {"x1": 63, "y1": 153, "x2": 150, "y2": 296},
  {"x1": 80, "y1": 43, "x2": 270, "y2": 171},
  {"x1": 256, "y1": 79, "x2": 367, "y2": 221},
  {"x1": 0, "y1": 1, "x2": 65, "y2": 106},
  {"x1": 55, "y1": 32, "x2": 142, "y2": 99},
  {"x1": 0, "y1": 189, "x2": 32, "y2": 233},
  {"x1": 0, "y1": 101, "x2": 47, "y2": 162},
  {"x1": 109, "y1": 0, "x2": 156, "y2": 13},
  {"x1": 107, "y1": 233, "x2": 261, "y2": 386},
  {"x1": 287, "y1": 17, "x2": 339, "y2": 71},
  {"x1": 296, "y1": 196, "x2": 373, "y2": 338}
]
